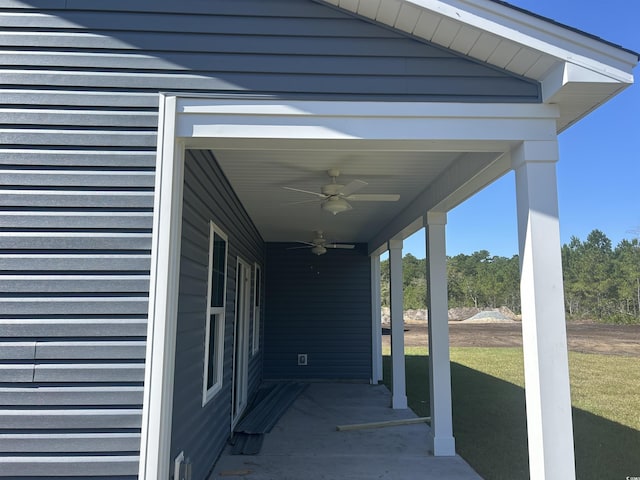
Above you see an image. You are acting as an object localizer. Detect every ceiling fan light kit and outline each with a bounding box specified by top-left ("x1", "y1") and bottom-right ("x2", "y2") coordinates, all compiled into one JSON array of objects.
[
  {"x1": 322, "y1": 197, "x2": 351, "y2": 215},
  {"x1": 311, "y1": 245, "x2": 327, "y2": 256}
]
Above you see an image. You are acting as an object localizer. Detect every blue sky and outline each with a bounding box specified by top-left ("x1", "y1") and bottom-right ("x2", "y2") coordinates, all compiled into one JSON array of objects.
[{"x1": 403, "y1": 0, "x2": 640, "y2": 259}]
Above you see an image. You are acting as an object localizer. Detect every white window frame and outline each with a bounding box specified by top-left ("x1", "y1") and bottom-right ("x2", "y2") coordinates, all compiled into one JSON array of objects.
[
  {"x1": 202, "y1": 221, "x2": 228, "y2": 405},
  {"x1": 251, "y1": 263, "x2": 262, "y2": 355},
  {"x1": 231, "y1": 256, "x2": 252, "y2": 426}
]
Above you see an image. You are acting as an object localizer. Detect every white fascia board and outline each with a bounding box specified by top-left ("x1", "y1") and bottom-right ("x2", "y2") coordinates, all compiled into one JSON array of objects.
[
  {"x1": 177, "y1": 98, "x2": 557, "y2": 117},
  {"x1": 181, "y1": 117, "x2": 555, "y2": 142},
  {"x1": 387, "y1": 0, "x2": 637, "y2": 82},
  {"x1": 176, "y1": 99, "x2": 560, "y2": 144}
]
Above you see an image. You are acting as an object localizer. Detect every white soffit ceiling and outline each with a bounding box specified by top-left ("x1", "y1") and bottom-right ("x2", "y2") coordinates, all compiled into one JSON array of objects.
[
  {"x1": 213, "y1": 148, "x2": 467, "y2": 243},
  {"x1": 319, "y1": 0, "x2": 638, "y2": 131}
]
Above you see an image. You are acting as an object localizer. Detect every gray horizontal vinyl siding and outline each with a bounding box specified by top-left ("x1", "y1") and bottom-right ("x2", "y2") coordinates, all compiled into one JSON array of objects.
[
  {"x1": 0, "y1": 1, "x2": 539, "y2": 101},
  {"x1": 264, "y1": 244, "x2": 372, "y2": 380},
  {"x1": 171, "y1": 150, "x2": 264, "y2": 480},
  {"x1": 0, "y1": 0, "x2": 539, "y2": 477}
]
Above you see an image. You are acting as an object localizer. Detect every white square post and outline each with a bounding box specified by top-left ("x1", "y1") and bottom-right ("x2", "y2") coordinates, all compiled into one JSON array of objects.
[
  {"x1": 388, "y1": 240, "x2": 408, "y2": 409},
  {"x1": 513, "y1": 140, "x2": 576, "y2": 480},
  {"x1": 140, "y1": 96, "x2": 184, "y2": 480},
  {"x1": 425, "y1": 212, "x2": 456, "y2": 456},
  {"x1": 371, "y1": 255, "x2": 383, "y2": 384}
]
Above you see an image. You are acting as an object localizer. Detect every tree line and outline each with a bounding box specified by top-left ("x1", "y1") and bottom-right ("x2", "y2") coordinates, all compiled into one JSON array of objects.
[{"x1": 380, "y1": 229, "x2": 640, "y2": 323}]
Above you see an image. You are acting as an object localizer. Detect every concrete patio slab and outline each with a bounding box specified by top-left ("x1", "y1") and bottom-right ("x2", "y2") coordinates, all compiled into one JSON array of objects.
[{"x1": 210, "y1": 383, "x2": 482, "y2": 479}]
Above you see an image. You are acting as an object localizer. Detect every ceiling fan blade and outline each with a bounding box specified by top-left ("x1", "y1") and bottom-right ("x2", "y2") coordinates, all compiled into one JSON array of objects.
[
  {"x1": 340, "y1": 179, "x2": 368, "y2": 197},
  {"x1": 326, "y1": 243, "x2": 355, "y2": 249},
  {"x1": 286, "y1": 244, "x2": 313, "y2": 250},
  {"x1": 282, "y1": 198, "x2": 322, "y2": 206},
  {"x1": 346, "y1": 194, "x2": 400, "y2": 202},
  {"x1": 282, "y1": 186, "x2": 327, "y2": 198}
]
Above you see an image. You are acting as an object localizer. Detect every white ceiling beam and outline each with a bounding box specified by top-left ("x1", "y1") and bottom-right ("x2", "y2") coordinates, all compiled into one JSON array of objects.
[
  {"x1": 367, "y1": 151, "x2": 503, "y2": 254},
  {"x1": 176, "y1": 99, "x2": 560, "y2": 144}
]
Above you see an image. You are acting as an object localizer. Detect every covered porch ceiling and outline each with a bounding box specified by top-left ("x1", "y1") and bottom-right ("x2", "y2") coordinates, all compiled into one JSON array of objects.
[{"x1": 211, "y1": 144, "x2": 503, "y2": 248}]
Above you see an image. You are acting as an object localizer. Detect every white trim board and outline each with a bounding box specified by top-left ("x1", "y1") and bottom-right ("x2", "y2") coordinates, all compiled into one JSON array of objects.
[
  {"x1": 231, "y1": 256, "x2": 252, "y2": 429},
  {"x1": 139, "y1": 95, "x2": 185, "y2": 480},
  {"x1": 176, "y1": 100, "x2": 560, "y2": 149}
]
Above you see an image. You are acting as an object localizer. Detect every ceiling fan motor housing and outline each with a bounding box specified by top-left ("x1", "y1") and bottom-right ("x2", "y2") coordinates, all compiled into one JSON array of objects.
[
  {"x1": 312, "y1": 233, "x2": 326, "y2": 244},
  {"x1": 321, "y1": 183, "x2": 343, "y2": 196}
]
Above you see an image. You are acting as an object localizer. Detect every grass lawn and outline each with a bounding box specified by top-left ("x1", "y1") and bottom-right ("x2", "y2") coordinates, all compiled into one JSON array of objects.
[{"x1": 383, "y1": 347, "x2": 640, "y2": 480}]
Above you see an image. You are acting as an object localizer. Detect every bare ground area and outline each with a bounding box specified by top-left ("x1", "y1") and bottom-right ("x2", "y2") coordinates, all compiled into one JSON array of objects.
[{"x1": 382, "y1": 321, "x2": 640, "y2": 357}]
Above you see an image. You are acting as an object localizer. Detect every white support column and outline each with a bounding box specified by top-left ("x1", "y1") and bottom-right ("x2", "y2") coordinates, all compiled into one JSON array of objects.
[
  {"x1": 513, "y1": 140, "x2": 576, "y2": 480},
  {"x1": 388, "y1": 240, "x2": 407, "y2": 409},
  {"x1": 371, "y1": 255, "x2": 383, "y2": 384},
  {"x1": 139, "y1": 96, "x2": 183, "y2": 480},
  {"x1": 425, "y1": 212, "x2": 456, "y2": 456}
]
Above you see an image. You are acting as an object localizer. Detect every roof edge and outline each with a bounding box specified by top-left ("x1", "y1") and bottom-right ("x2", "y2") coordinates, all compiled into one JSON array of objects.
[
  {"x1": 319, "y1": 0, "x2": 638, "y2": 82},
  {"x1": 487, "y1": 0, "x2": 639, "y2": 60}
]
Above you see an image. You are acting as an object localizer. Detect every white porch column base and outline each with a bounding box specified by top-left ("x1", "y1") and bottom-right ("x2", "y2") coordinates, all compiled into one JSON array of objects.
[
  {"x1": 513, "y1": 141, "x2": 576, "y2": 480},
  {"x1": 425, "y1": 212, "x2": 455, "y2": 456},
  {"x1": 388, "y1": 240, "x2": 407, "y2": 409},
  {"x1": 433, "y1": 436, "x2": 456, "y2": 456}
]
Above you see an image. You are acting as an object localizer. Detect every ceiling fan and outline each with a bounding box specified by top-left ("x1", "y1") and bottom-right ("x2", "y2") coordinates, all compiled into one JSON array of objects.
[
  {"x1": 288, "y1": 231, "x2": 355, "y2": 256},
  {"x1": 283, "y1": 169, "x2": 400, "y2": 215}
]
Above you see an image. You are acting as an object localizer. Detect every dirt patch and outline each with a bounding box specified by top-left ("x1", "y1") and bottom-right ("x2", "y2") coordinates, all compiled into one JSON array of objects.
[{"x1": 382, "y1": 321, "x2": 640, "y2": 357}]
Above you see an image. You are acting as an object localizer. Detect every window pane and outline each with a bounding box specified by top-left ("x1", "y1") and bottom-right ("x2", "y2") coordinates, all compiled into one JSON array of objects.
[
  {"x1": 206, "y1": 314, "x2": 217, "y2": 389},
  {"x1": 211, "y1": 233, "x2": 226, "y2": 307},
  {"x1": 255, "y1": 268, "x2": 261, "y2": 307}
]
